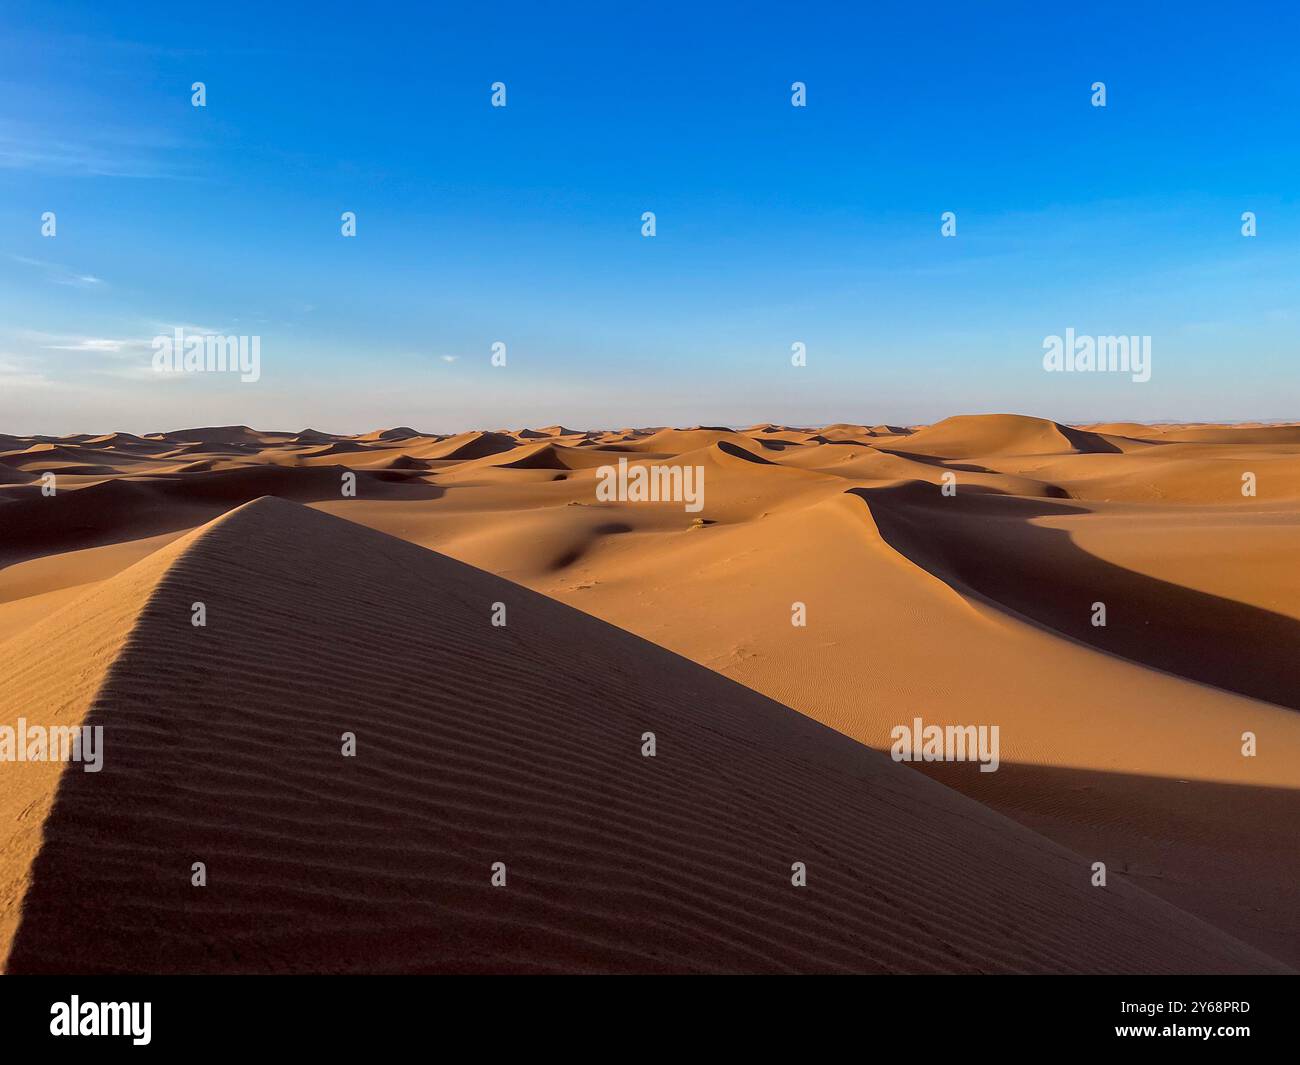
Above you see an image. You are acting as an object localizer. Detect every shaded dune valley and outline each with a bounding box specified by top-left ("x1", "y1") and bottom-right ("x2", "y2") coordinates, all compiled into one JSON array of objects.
[{"x1": 0, "y1": 498, "x2": 1282, "y2": 974}]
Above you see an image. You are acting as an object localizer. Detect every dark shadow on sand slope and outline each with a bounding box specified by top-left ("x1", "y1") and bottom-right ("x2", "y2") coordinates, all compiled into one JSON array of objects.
[
  {"x1": 898, "y1": 758, "x2": 1300, "y2": 970},
  {"x1": 716, "y1": 440, "x2": 775, "y2": 464},
  {"x1": 0, "y1": 466, "x2": 444, "y2": 571},
  {"x1": 873, "y1": 448, "x2": 1073, "y2": 494},
  {"x1": 873, "y1": 446, "x2": 1001, "y2": 475},
  {"x1": 852, "y1": 483, "x2": 1300, "y2": 712}
]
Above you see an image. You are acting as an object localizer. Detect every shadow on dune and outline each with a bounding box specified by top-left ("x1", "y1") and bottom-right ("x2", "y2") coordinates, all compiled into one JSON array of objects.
[
  {"x1": 0, "y1": 466, "x2": 444, "y2": 571},
  {"x1": 549, "y1": 522, "x2": 634, "y2": 569},
  {"x1": 873, "y1": 447, "x2": 1073, "y2": 495},
  {"x1": 1056, "y1": 425, "x2": 1124, "y2": 454},
  {"x1": 716, "y1": 440, "x2": 775, "y2": 464},
  {"x1": 908, "y1": 758, "x2": 1300, "y2": 970},
  {"x1": 875, "y1": 448, "x2": 1010, "y2": 477},
  {"x1": 852, "y1": 483, "x2": 1300, "y2": 712}
]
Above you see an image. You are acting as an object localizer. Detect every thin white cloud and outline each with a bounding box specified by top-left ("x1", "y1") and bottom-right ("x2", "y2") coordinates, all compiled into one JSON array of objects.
[
  {"x1": 0, "y1": 119, "x2": 192, "y2": 179},
  {"x1": 38, "y1": 334, "x2": 149, "y2": 356},
  {"x1": 8, "y1": 255, "x2": 105, "y2": 288},
  {"x1": 146, "y1": 320, "x2": 228, "y2": 337}
]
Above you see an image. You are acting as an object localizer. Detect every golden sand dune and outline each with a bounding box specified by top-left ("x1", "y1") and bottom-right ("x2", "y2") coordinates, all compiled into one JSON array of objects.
[
  {"x1": 2, "y1": 415, "x2": 1298, "y2": 971},
  {"x1": 353, "y1": 426, "x2": 430, "y2": 443},
  {"x1": 617, "y1": 427, "x2": 757, "y2": 454},
  {"x1": 146, "y1": 425, "x2": 284, "y2": 447},
  {"x1": 888, "y1": 413, "x2": 1125, "y2": 459},
  {"x1": 2, "y1": 498, "x2": 1284, "y2": 974},
  {"x1": 467, "y1": 440, "x2": 625, "y2": 472},
  {"x1": 403, "y1": 430, "x2": 516, "y2": 461}
]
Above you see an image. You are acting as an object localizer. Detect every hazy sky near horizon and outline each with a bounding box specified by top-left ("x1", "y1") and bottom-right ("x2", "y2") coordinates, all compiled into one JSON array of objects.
[{"x1": 2, "y1": 0, "x2": 1298, "y2": 435}]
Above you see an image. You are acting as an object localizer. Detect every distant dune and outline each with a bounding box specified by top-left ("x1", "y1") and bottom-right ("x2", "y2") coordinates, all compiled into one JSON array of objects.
[{"x1": 887, "y1": 413, "x2": 1123, "y2": 458}]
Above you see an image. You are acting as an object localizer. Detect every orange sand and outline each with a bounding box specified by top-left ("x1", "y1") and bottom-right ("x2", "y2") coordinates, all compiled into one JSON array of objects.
[{"x1": 2, "y1": 415, "x2": 1297, "y2": 971}]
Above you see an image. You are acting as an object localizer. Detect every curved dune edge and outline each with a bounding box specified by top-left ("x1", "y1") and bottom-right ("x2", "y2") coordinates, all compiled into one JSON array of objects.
[
  {"x1": 0, "y1": 517, "x2": 236, "y2": 959},
  {"x1": 853, "y1": 480, "x2": 1300, "y2": 714},
  {"x1": 2, "y1": 497, "x2": 1287, "y2": 973}
]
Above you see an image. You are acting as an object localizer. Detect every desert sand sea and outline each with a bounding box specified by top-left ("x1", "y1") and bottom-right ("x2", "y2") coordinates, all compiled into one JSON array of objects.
[{"x1": 1, "y1": 414, "x2": 1297, "y2": 972}]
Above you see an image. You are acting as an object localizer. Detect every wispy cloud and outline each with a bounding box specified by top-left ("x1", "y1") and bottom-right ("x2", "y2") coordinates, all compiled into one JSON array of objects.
[
  {"x1": 24, "y1": 321, "x2": 232, "y2": 358},
  {"x1": 31, "y1": 331, "x2": 148, "y2": 356},
  {"x1": 7, "y1": 327, "x2": 201, "y2": 386},
  {"x1": 0, "y1": 119, "x2": 191, "y2": 179},
  {"x1": 45, "y1": 338, "x2": 134, "y2": 353},
  {"x1": 7, "y1": 255, "x2": 105, "y2": 288}
]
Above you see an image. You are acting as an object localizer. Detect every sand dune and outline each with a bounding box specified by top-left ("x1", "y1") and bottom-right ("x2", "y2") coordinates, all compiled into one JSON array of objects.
[
  {"x1": 618, "y1": 427, "x2": 756, "y2": 454},
  {"x1": 888, "y1": 413, "x2": 1123, "y2": 459},
  {"x1": 148, "y1": 425, "x2": 285, "y2": 446},
  {"x1": 412, "y1": 431, "x2": 519, "y2": 461},
  {"x1": 483, "y1": 441, "x2": 625, "y2": 472},
  {"x1": 2, "y1": 498, "x2": 1284, "y2": 974},
  {"x1": 354, "y1": 426, "x2": 428, "y2": 443},
  {"x1": 3, "y1": 415, "x2": 1298, "y2": 971}
]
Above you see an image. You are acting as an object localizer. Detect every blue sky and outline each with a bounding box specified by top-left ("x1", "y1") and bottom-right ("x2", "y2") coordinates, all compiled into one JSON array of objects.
[{"x1": 1, "y1": 1, "x2": 1297, "y2": 434}]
